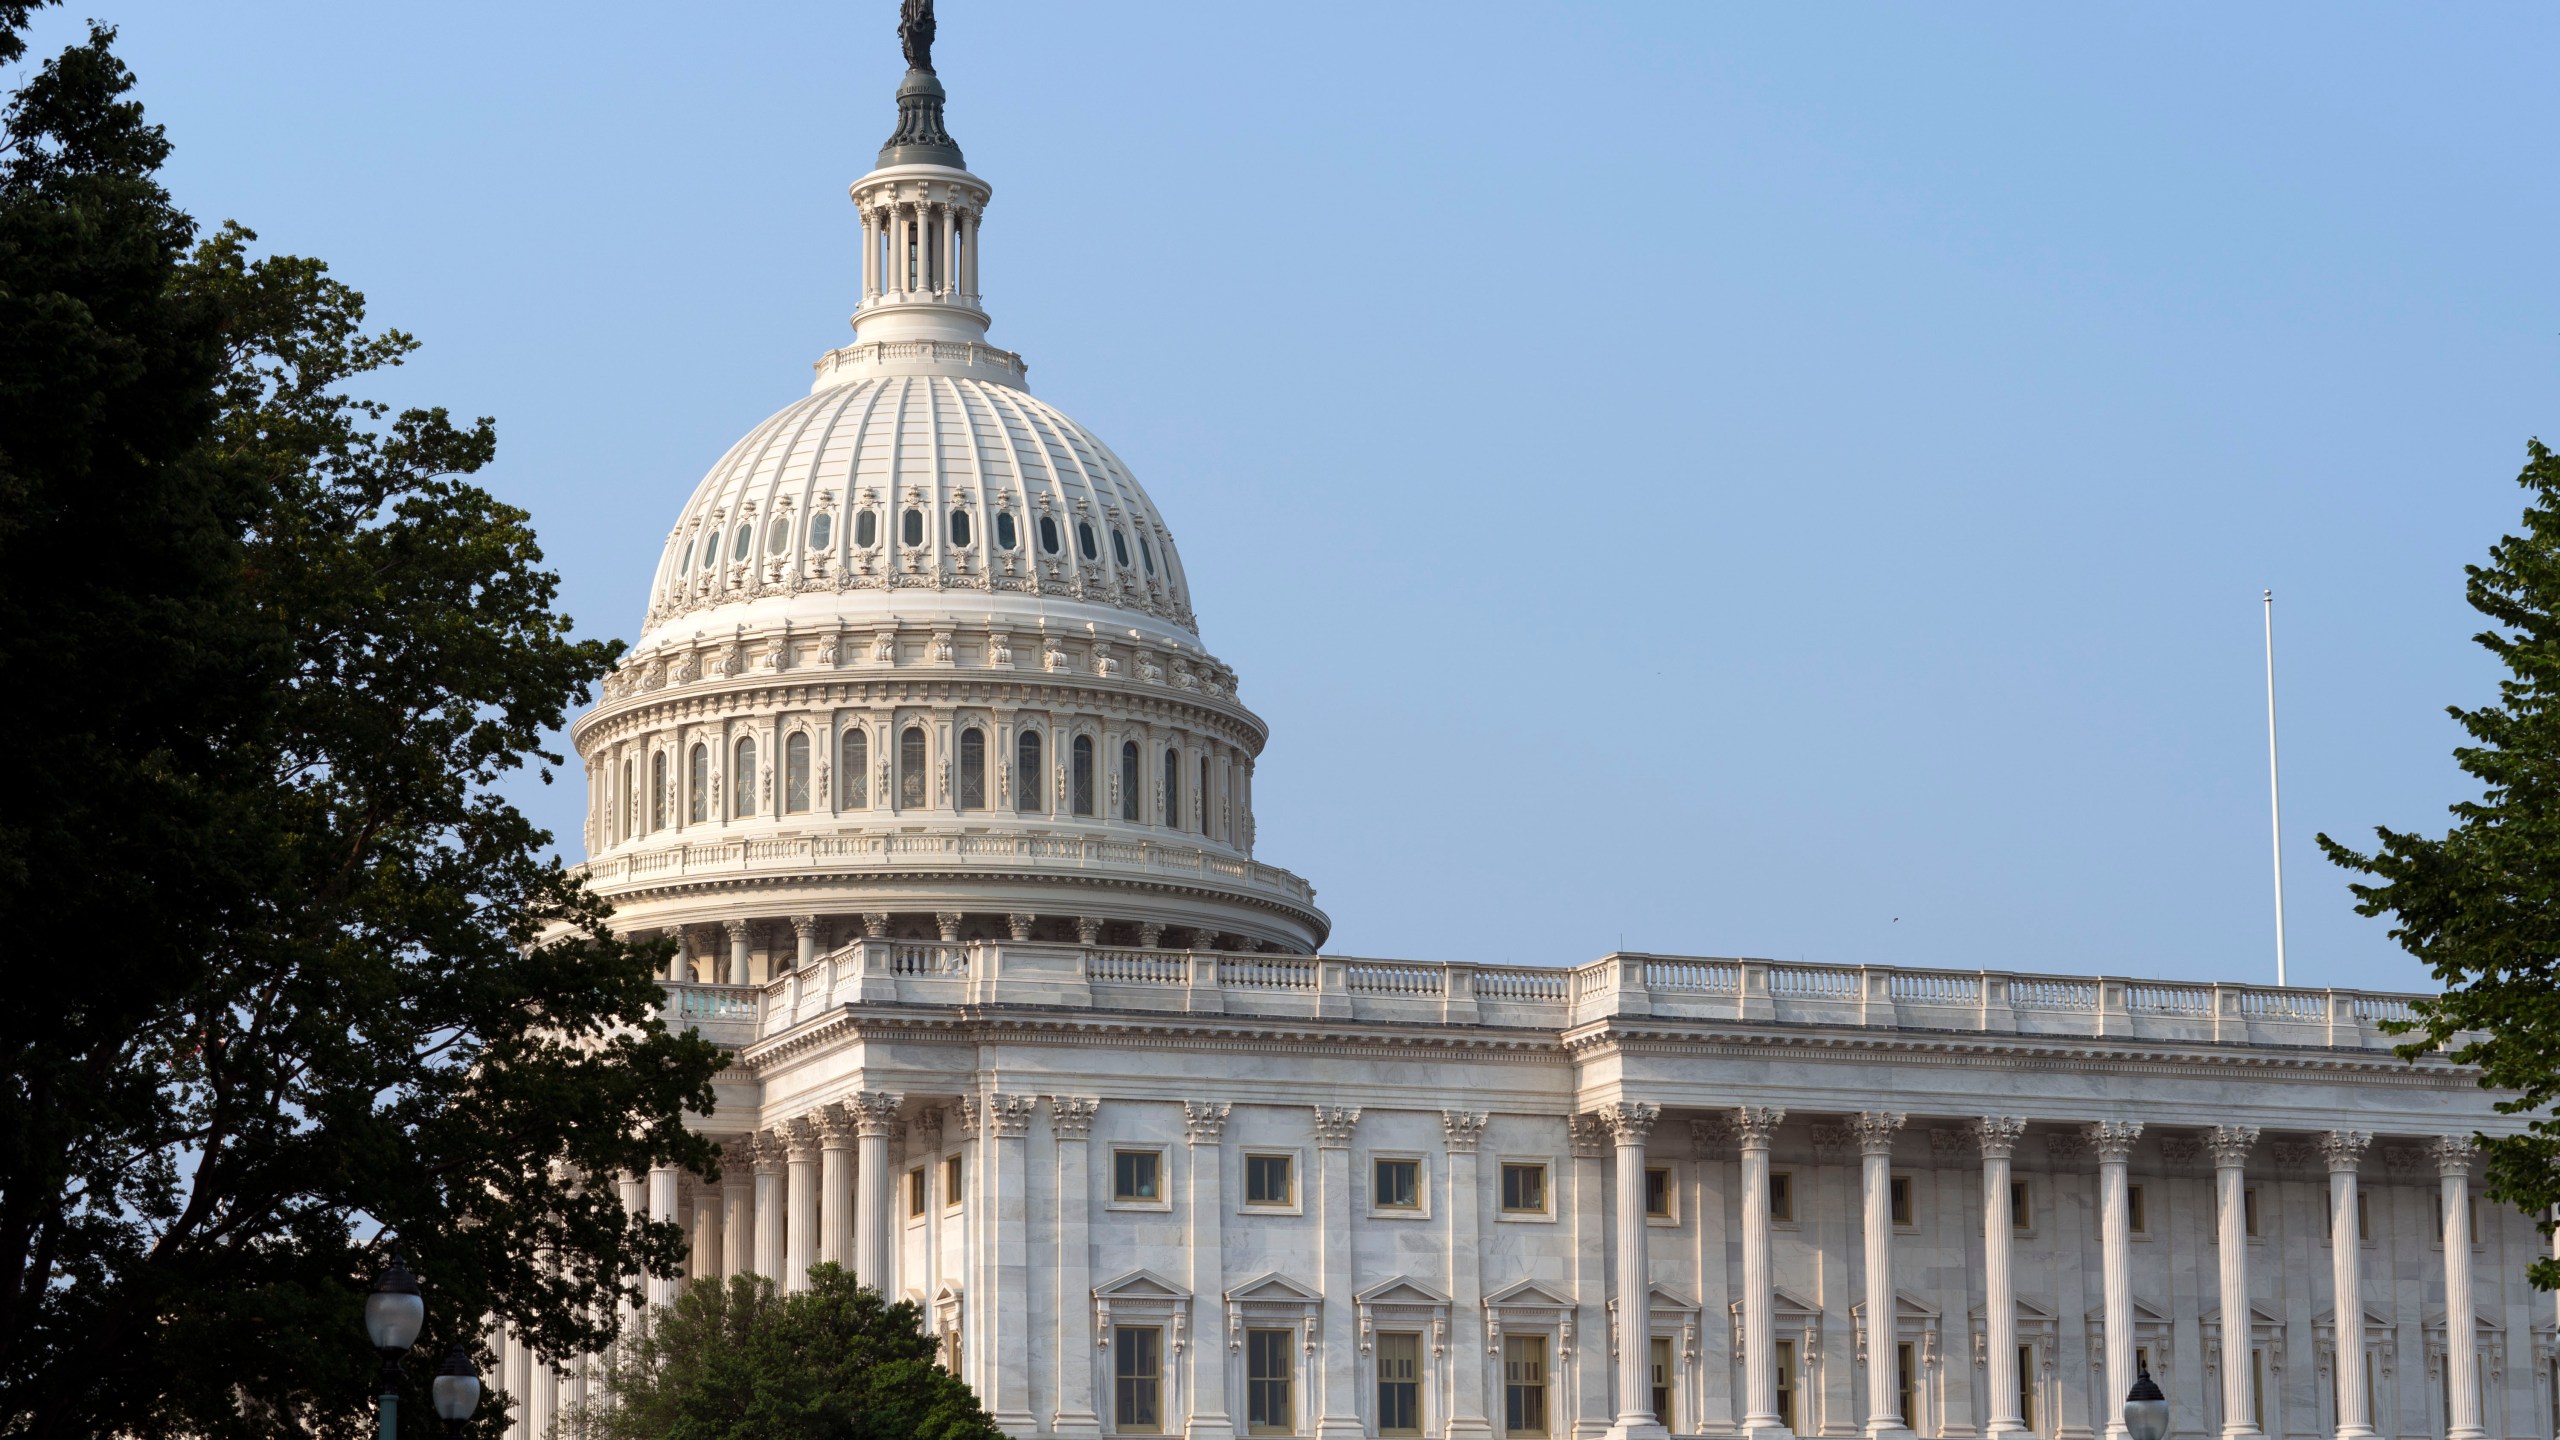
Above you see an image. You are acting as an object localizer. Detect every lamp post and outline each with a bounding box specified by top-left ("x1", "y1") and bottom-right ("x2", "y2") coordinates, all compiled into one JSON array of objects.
[
  {"x1": 364, "y1": 1255, "x2": 428, "y2": 1440},
  {"x1": 2124, "y1": 1366, "x2": 2170, "y2": 1440},
  {"x1": 431, "y1": 1345, "x2": 484, "y2": 1439}
]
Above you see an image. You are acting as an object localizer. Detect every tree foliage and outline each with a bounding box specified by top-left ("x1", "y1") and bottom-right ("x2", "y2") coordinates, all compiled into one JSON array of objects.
[
  {"x1": 2322, "y1": 438, "x2": 2560, "y2": 1288},
  {"x1": 0, "y1": 11, "x2": 726, "y2": 1436},
  {"x1": 571, "y1": 1266, "x2": 1005, "y2": 1440}
]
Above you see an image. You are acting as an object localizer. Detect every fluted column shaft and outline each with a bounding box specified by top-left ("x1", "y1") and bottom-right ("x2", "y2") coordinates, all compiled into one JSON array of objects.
[
  {"x1": 1187, "y1": 1102, "x2": 1235, "y2": 1439},
  {"x1": 854, "y1": 1094, "x2": 903, "y2": 1291},
  {"x1": 1316, "y1": 1106, "x2": 1365, "y2": 1440},
  {"x1": 2211, "y1": 1127, "x2": 2261, "y2": 1439},
  {"x1": 2089, "y1": 1123, "x2": 2143, "y2": 1440},
  {"x1": 786, "y1": 1121, "x2": 821, "y2": 1292},
  {"x1": 722, "y1": 1143, "x2": 756, "y2": 1279},
  {"x1": 1605, "y1": 1103, "x2": 1666, "y2": 1438},
  {"x1": 1856, "y1": 1113, "x2": 1909, "y2": 1438},
  {"x1": 1976, "y1": 1119, "x2": 2028, "y2": 1438},
  {"x1": 985, "y1": 1094, "x2": 1039, "y2": 1432},
  {"x1": 1444, "y1": 1111, "x2": 1492, "y2": 1440},
  {"x1": 2441, "y1": 1138, "x2": 2484, "y2": 1440},
  {"x1": 1737, "y1": 1107, "x2": 1787, "y2": 1436},
  {"x1": 819, "y1": 1111, "x2": 856, "y2": 1271},
  {"x1": 2325, "y1": 1132, "x2": 2374, "y2": 1440},
  {"x1": 1051, "y1": 1097, "x2": 1102, "y2": 1438},
  {"x1": 688, "y1": 1178, "x2": 721, "y2": 1281},
  {"x1": 646, "y1": 1164, "x2": 682, "y2": 1308},
  {"x1": 751, "y1": 1136, "x2": 785, "y2": 1280}
]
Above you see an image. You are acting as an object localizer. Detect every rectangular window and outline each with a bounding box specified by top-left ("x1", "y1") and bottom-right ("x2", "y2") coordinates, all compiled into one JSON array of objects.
[
  {"x1": 1378, "y1": 1332, "x2": 1423, "y2": 1437},
  {"x1": 1775, "y1": 1338, "x2": 1798, "y2": 1431},
  {"x1": 1645, "y1": 1167, "x2": 1673, "y2": 1218},
  {"x1": 1504, "y1": 1334, "x2": 1549, "y2": 1436},
  {"x1": 1897, "y1": 1341, "x2": 1916, "y2": 1428},
  {"x1": 1115, "y1": 1325, "x2": 1162, "y2": 1433},
  {"x1": 1248, "y1": 1328, "x2": 1295, "y2": 1434},
  {"x1": 2127, "y1": 1183, "x2": 2148, "y2": 1236},
  {"x1": 2358, "y1": 1190, "x2": 2371, "y2": 1242},
  {"x1": 2251, "y1": 1348, "x2": 2265, "y2": 1433},
  {"x1": 1374, "y1": 1158, "x2": 1421, "y2": 1210},
  {"x1": 907, "y1": 1166, "x2": 927, "y2": 1218},
  {"x1": 1770, "y1": 1171, "x2": 1796, "y2": 1223},
  {"x1": 1113, "y1": 1150, "x2": 1161, "y2": 1204},
  {"x1": 1650, "y1": 1335, "x2": 1674, "y2": 1426},
  {"x1": 1890, "y1": 1174, "x2": 1914, "y2": 1227},
  {"x1": 944, "y1": 1154, "x2": 963, "y2": 1207},
  {"x1": 2018, "y1": 1346, "x2": 2036, "y2": 1433},
  {"x1": 2010, "y1": 1179, "x2": 2031, "y2": 1233},
  {"x1": 2244, "y1": 1186, "x2": 2260, "y2": 1238},
  {"x1": 1501, "y1": 1163, "x2": 1549, "y2": 1214},
  {"x1": 1245, "y1": 1154, "x2": 1295, "y2": 1207}
]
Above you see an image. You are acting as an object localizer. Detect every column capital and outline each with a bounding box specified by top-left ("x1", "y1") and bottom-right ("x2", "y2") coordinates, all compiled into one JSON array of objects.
[
  {"x1": 1005, "y1": 912, "x2": 1037, "y2": 941},
  {"x1": 750, "y1": 1130, "x2": 789, "y2": 1175},
  {"x1": 1733, "y1": 1105, "x2": 1785, "y2": 1150},
  {"x1": 954, "y1": 1095, "x2": 981, "y2": 1139},
  {"x1": 1076, "y1": 915, "x2": 1104, "y2": 945},
  {"x1": 2206, "y1": 1124, "x2": 2260, "y2": 1167},
  {"x1": 909, "y1": 1107, "x2": 943, "y2": 1153},
  {"x1": 1596, "y1": 1101, "x2": 1661, "y2": 1146},
  {"x1": 1441, "y1": 1109, "x2": 1489, "y2": 1153},
  {"x1": 2436, "y1": 1134, "x2": 2481, "y2": 1177},
  {"x1": 1567, "y1": 1112, "x2": 1612, "y2": 1159},
  {"x1": 1050, "y1": 1095, "x2": 1102, "y2": 1140},
  {"x1": 1970, "y1": 1116, "x2": 2029, "y2": 1159},
  {"x1": 784, "y1": 1114, "x2": 823, "y2": 1159},
  {"x1": 848, "y1": 1090, "x2": 905, "y2": 1138},
  {"x1": 816, "y1": 1104, "x2": 860, "y2": 1149},
  {"x1": 1851, "y1": 1110, "x2": 1907, "y2": 1158},
  {"x1": 790, "y1": 913, "x2": 817, "y2": 939},
  {"x1": 2320, "y1": 1130, "x2": 2373, "y2": 1172},
  {"x1": 1312, "y1": 1105, "x2": 1361, "y2": 1148},
  {"x1": 2086, "y1": 1121, "x2": 2143, "y2": 1164},
  {"x1": 934, "y1": 912, "x2": 965, "y2": 944},
  {"x1": 724, "y1": 916, "x2": 750, "y2": 941},
  {"x1": 861, "y1": 911, "x2": 892, "y2": 938},
  {"x1": 1183, "y1": 1100, "x2": 1232, "y2": 1144},
  {"x1": 986, "y1": 1092, "x2": 1038, "y2": 1139}
]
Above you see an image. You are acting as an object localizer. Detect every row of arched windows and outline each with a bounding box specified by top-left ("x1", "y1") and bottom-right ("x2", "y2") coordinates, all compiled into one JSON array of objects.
[
  {"x1": 599, "y1": 721, "x2": 1241, "y2": 847},
  {"x1": 675, "y1": 507, "x2": 1166, "y2": 579}
]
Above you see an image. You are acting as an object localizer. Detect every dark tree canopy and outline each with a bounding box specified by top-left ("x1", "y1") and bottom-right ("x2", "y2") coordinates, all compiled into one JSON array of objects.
[
  {"x1": 2323, "y1": 438, "x2": 2560, "y2": 1288},
  {"x1": 572, "y1": 1266, "x2": 1005, "y2": 1440},
  {"x1": 0, "y1": 10, "x2": 726, "y2": 1436}
]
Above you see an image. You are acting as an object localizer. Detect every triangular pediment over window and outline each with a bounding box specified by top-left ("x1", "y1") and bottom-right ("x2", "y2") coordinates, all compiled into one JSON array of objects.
[
  {"x1": 1095, "y1": 1268, "x2": 1188, "y2": 1300},
  {"x1": 1227, "y1": 1271, "x2": 1320, "y2": 1304},
  {"x1": 1485, "y1": 1278, "x2": 1575, "y2": 1311},
  {"x1": 1357, "y1": 1275, "x2": 1452, "y2": 1307}
]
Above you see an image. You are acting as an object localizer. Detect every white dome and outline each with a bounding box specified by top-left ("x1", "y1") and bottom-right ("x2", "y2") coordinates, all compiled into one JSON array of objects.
[{"x1": 639, "y1": 370, "x2": 1200, "y2": 653}]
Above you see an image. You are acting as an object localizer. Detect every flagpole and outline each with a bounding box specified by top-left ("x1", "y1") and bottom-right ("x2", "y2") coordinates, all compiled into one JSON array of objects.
[{"x1": 2263, "y1": 589, "x2": 2288, "y2": 987}]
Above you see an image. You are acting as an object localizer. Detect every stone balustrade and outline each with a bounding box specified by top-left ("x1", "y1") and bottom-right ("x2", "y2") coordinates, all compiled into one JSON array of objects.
[
  {"x1": 584, "y1": 829, "x2": 1317, "y2": 908},
  {"x1": 658, "y1": 945, "x2": 2438, "y2": 1052}
]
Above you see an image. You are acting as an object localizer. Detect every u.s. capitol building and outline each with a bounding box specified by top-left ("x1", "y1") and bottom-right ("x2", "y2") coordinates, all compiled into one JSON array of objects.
[{"x1": 521, "y1": 16, "x2": 2551, "y2": 1440}]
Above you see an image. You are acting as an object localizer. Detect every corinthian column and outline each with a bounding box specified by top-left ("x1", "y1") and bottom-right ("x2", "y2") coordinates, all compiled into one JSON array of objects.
[
  {"x1": 2209, "y1": 1126, "x2": 2261, "y2": 1439},
  {"x1": 1603, "y1": 1102, "x2": 1668, "y2": 1440},
  {"x1": 1315, "y1": 1105, "x2": 1366, "y2": 1440},
  {"x1": 751, "y1": 1132, "x2": 786, "y2": 1280},
  {"x1": 1186, "y1": 1101, "x2": 1235, "y2": 1440},
  {"x1": 785, "y1": 1116, "x2": 821, "y2": 1293},
  {"x1": 2440, "y1": 1136, "x2": 2484, "y2": 1440},
  {"x1": 1050, "y1": 1096, "x2": 1103, "y2": 1439},
  {"x1": 2322, "y1": 1131, "x2": 2373, "y2": 1440},
  {"x1": 851, "y1": 1092, "x2": 904, "y2": 1292},
  {"x1": 646, "y1": 1163, "x2": 682, "y2": 1307},
  {"x1": 984, "y1": 1094, "x2": 1041, "y2": 1434},
  {"x1": 2089, "y1": 1122, "x2": 2144, "y2": 1440},
  {"x1": 1736, "y1": 1106, "x2": 1789, "y2": 1439},
  {"x1": 721, "y1": 1138, "x2": 756, "y2": 1278},
  {"x1": 819, "y1": 1106, "x2": 857, "y2": 1272},
  {"x1": 1854, "y1": 1112, "x2": 1910, "y2": 1439},
  {"x1": 1973, "y1": 1118, "x2": 2028, "y2": 1438},
  {"x1": 1444, "y1": 1110, "x2": 1494, "y2": 1440}
]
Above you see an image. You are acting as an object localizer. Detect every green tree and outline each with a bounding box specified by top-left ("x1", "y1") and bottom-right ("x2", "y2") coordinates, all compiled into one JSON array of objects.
[
  {"x1": 573, "y1": 1265, "x2": 1005, "y2": 1440},
  {"x1": 0, "y1": 11, "x2": 726, "y2": 1436},
  {"x1": 2322, "y1": 438, "x2": 2560, "y2": 1288}
]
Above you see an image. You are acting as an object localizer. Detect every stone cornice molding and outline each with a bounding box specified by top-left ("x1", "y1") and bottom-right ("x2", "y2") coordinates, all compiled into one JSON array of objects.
[
  {"x1": 589, "y1": 861, "x2": 1322, "y2": 933},
  {"x1": 1970, "y1": 1116, "x2": 2028, "y2": 1160},
  {"x1": 1183, "y1": 1100, "x2": 1231, "y2": 1144},
  {"x1": 1732, "y1": 1106, "x2": 1785, "y2": 1150},
  {"x1": 734, "y1": 1001, "x2": 1573, "y2": 1069},
  {"x1": 2435, "y1": 1134, "x2": 2480, "y2": 1177},
  {"x1": 1312, "y1": 1106, "x2": 1361, "y2": 1147},
  {"x1": 2086, "y1": 1121, "x2": 2143, "y2": 1164},
  {"x1": 1049, "y1": 1094, "x2": 1101, "y2": 1140},
  {"x1": 1441, "y1": 1111, "x2": 1489, "y2": 1153},
  {"x1": 2207, "y1": 1124, "x2": 2260, "y2": 1167},
  {"x1": 577, "y1": 665, "x2": 1267, "y2": 752},
  {"x1": 1851, "y1": 1111, "x2": 1906, "y2": 1157},
  {"x1": 2321, "y1": 1130, "x2": 2372, "y2": 1172},
  {"x1": 1597, "y1": 1101, "x2": 1661, "y2": 1146}
]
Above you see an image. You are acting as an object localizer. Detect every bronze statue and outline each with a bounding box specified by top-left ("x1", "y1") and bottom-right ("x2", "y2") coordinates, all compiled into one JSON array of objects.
[{"x1": 899, "y1": 0, "x2": 936, "y2": 73}]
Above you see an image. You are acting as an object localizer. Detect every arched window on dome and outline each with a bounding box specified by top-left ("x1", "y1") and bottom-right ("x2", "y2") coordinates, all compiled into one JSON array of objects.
[
  {"x1": 784, "y1": 732, "x2": 811, "y2": 814},
  {"x1": 841, "y1": 728, "x2": 868, "y2": 808},
  {"x1": 1161, "y1": 746, "x2": 1181, "y2": 829},
  {"x1": 994, "y1": 510, "x2": 1018, "y2": 552},
  {"x1": 949, "y1": 509, "x2": 973, "y2": 548},
  {"x1": 1199, "y1": 754, "x2": 1212, "y2": 838},
  {"x1": 617, "y1": 759, "x2": 632, "y2": 844},
  {"x1": 899, "y1": 726, "x2": 927, "y2": 809},
  {"x1": 1139, "y1": 533, "x2": 1156, "y2": 576},
  {"x1": 1039, "y1": 515, "x2": 1061, "y2": 555},
  {"x1": 688, "y1": 744, "x2": 708, "y2": 824},
  {"x1": 957, "y1": 728, "x2": 986, "y2": 811},
  {"x1": 732, "y1": 524, "x2": 753, "y2": 563},
  {"x1": 1016, "y1": 729, "x2": 1043, "y2": 812},
  {"x1": 1070, "y1": 735, "x2": 1095, "y2": 816},
  {"x1": 855, "y1": 510, "x2": 879, "y2": 549},
  {"x1": 808, "y1": 511, "x2": 833, "y2": 550},
  {"x1": 1076, "y1": 520, "x2": 1099, "y2": 562},
  {"x1": 1111, "y1": 528, "x2": 1131, "y2": 568},
  {"x1": 649, "y1": 750, "x2": 667, "y2": 832},
  {"x1": 901, "y1": 508, "x2": 924, "y2": 548},
  {"x1": 767, "y1": 517, "x2": 791, "y2": 555},
  {"x1": 733, "y1": 737, "x2": 757, "y2": 819},
  {"x1": 1119, "y1": 741, "x2": 1140, "y2": 822}
]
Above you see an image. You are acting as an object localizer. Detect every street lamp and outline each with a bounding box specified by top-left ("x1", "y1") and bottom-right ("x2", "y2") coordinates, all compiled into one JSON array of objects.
[
  {"x1": 431, "y1": 1345, "x2": 484, "y2": 1439},
  {"x1": 2123, "y1": 1365, "x2": 2170, "y2": 1440},
  {"x1": 364, "y1": 1255, "x2": 427, "y2": 1440}
]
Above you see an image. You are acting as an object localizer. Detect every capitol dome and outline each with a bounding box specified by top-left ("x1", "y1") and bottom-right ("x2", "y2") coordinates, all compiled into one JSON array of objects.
[{"x1": 568, "y1": 41, "x2": 1326, "y2": 972}]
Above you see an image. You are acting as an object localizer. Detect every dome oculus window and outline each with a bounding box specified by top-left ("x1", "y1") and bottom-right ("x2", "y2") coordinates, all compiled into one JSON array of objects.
[
  {"x1": 1110, "y1": 528, "x2": 1131, "y2": 568},
  {"x1": 1038, "y1": 515, "x2": 1062, "y2": 555},
  {"x1": 901, "y1": 508, "x2": 925, "y2": 547},
  {"x1": 1139, "y1": 534, "x2": 1156, "y2": 575},
  {"x1": 808, "y1": 511, "x2": 833, "y2": 550},
  {"x1": 855, "y1": 510, "x2": 879, "y2": 548},
  {"x1": 766, "y1": 517, "x2": 790, "y2": 555},
  {"x1": 1076, "y1": 520, "x2": 1099, "y2": 561},
  {"x1": 994, "y1": 510, "x2": 1018, "y2": 551},
  {"x1": 950, "y1": 508, "x2": 973, "y2": 548},
  {"x1": 732, "y1": 524, "x2": 753, "y2": 563}
]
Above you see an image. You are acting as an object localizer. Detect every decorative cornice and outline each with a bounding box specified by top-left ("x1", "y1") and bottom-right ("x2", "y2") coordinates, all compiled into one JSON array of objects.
[
  {"x1": 1970, "y1": 1116, "x2": 2028, "y2": 1160},
  {"x1": 2086, "y1": 1121, "x2": 2143, "y2": 1165},
  {"x1": 2320, "y1": 1130, "x2": 2372, "y2": 1173},
  {"x1": 1049, "y1": 1095, "x2": 1101, "y2": 1140},
  {"x1": 1851, "y1": 1111, "x2": 1906, "y2": 1158}
]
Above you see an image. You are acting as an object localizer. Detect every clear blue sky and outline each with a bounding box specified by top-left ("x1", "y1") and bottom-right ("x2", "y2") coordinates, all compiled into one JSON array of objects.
[{"x1": 41, "y1": 3, "x2": 2560, "y2": 990}]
